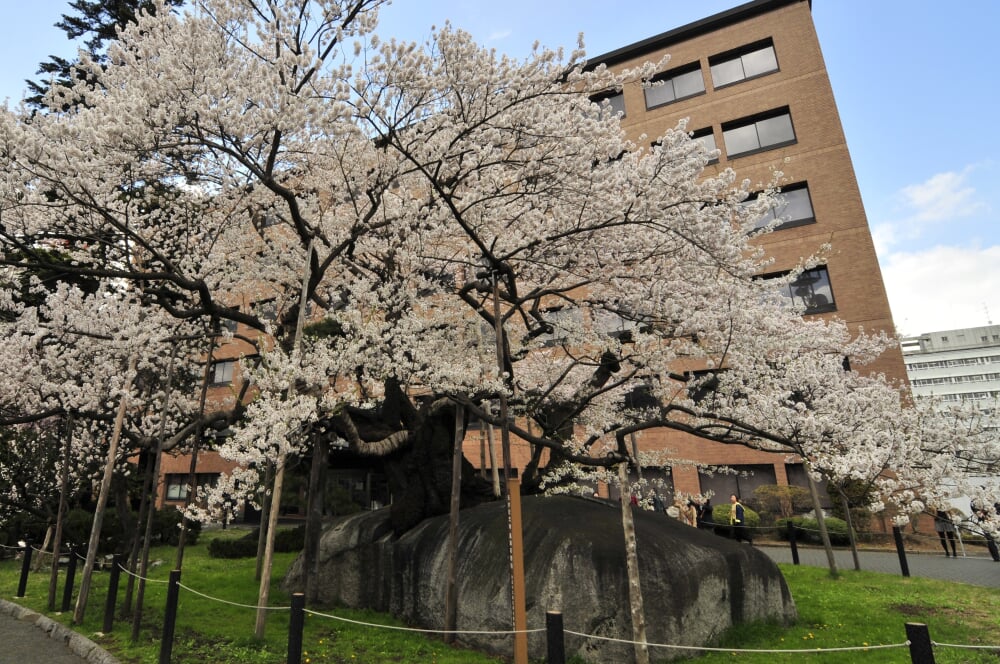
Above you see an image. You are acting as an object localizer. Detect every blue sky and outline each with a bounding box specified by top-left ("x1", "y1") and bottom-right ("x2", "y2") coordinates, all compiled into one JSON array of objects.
[{"x1": 3, "y1": 1, "x2": 998, "y2": 337}]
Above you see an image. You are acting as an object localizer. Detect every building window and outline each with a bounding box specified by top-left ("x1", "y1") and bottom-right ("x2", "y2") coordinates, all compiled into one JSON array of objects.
[
  {"x1": 591, "y1": 91, "x2": 625, "y2": 119},
  {"x1": 256, "y1": 299, "x2": 278, "y2": 322},
  {"x1": 748, "y1": 182, "x2": 815, "y2": 232},
  {"x1": 709, "y1": 39, "x2": 779, "y2": 89},
  {"x1": 766, "y1": 267, "x2": 836, "y2": 314},
  {"x1": 211, "y1": 359, "x2": 236, "y2": 385},
  {"x1": 690, "y1": 128, "x2": 719, "y2": 164},
  {"x1": 221, "y1": 306, "x2": 239, "y2": 334},
  {"x1": 164, "y1": 473, "x2": 219, "y2": 502},
  {"x1": 722, "y1": 108, "x2": 796, "y2": 159},
  {"x1": 644, "y1": 63, "x2": 705, "y2": 109}
]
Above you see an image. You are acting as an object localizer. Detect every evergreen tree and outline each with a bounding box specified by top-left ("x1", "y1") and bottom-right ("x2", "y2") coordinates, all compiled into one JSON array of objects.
[{"x1": 25, "y1": 0, "x2": 183, "y2": 109}]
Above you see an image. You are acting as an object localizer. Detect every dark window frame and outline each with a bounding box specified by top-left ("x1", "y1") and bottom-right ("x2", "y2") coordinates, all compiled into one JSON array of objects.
[
  {"x1": 763, "y1": 266, "x2": 837, "y2": 315},
  {"x1": 690, "y1": 127, "x2": 719, "y2": 164},
  {"x1": 210, "y1": 358, "x2": 237, "y2": 386},
  {"x1": 709, "y1": 38, "x2": 779, "y2": 90},
  {"x1": 747, "y1": 181, "x2": 816, "y2": 233},
  {"x1": 644, "y1": 62, "x2": 706, "y2": 110},
  {"x1": 722, "y1": 107, "x2": 797, "y2": 159},
  {"x1": 590, "y1": 90, "x2": 626, "y2": 119}
]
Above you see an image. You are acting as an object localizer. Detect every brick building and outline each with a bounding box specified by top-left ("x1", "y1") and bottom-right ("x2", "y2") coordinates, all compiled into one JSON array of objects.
[{"x1": 462, "y1": 0, "x2": 909, "y2": 504}]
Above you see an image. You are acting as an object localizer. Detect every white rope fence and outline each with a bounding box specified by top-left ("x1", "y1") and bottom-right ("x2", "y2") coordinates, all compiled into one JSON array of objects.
[
  {"x1": 304, "y1": 607, "x2": 544, "y2": 636},
  {"x1": 564, "y1": 629, "x2": 911, "y2": 654}
]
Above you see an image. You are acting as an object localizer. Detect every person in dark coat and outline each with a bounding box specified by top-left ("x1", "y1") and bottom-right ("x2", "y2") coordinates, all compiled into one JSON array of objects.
[
  {"x1": 697, "y1": 499, "x2": 715, "y2": 532},
  {"x1": 934, "y1": 508, "x2": 957, "y2": 557}
]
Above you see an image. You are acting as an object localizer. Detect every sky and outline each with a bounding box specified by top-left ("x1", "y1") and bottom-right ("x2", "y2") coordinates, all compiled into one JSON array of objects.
[{"x1": 2, "y1": 1, "x2": 998, "y2": 338}]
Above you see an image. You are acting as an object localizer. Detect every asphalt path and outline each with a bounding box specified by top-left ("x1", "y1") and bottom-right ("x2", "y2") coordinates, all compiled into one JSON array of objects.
[
  {"x1": 759, "y1": 544, "x2": 1000, "y2": 588},
  {"x1": 0, "y1": 600, "x2": 117, "y2": 664}
]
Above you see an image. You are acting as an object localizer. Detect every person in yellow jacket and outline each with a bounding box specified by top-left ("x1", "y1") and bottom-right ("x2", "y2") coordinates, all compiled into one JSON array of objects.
[{"x1": 729, "y1": 494, "x2": 752, "y2": 544}]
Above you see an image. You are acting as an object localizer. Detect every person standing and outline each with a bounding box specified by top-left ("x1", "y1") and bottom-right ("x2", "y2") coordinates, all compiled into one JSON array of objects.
[
  {"x1": 972, "y1": 499, "x2": 1000, "y2": 562},
  {"x1": 697, "y1": 500, "x2": 715, "y2": 532},
  {"x1": 729, "y1": 494, "x2": 752, "y2": 544},
  {"x1": 934, "y1": 508, "x2": 958, "y2": 557}
]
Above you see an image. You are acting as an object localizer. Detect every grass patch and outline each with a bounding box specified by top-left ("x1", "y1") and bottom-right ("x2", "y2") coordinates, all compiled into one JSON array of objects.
[
  {"x1": 692, "y1": 565, "x2": 1000, "y2": 663},
  {"x1": 1, "y1": 534, "x2": 997, "y2": 663}
]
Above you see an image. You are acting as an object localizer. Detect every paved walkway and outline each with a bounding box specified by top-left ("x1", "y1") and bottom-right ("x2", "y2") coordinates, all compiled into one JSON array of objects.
[
  {"x1": 758, "y1": 544, "x2": 1000, "y2": 588},
  {"x1": 0, "y1": 600, "x2": 118, "y2": 664}
]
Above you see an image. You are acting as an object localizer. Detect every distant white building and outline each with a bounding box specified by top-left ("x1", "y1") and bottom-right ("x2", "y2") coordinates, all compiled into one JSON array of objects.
[
  {"x1": 902, "y1": 325, "x2": 1000, "y2": 405},
  {"x1": 903, "y1": 325, "x2": 1000, "y2": 515}
]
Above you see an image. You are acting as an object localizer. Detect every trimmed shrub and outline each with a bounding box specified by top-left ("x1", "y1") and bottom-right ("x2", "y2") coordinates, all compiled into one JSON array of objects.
[
  {"x1": 275, "y1": 524, "x2": 305, "y2": 553},
  {"x1": 776, "y1": 516, "x2": 851, "y2": 546},
  {"x1": 208, "y1": 534, "x2": 258, "y2": 559},
  {"x1": 712, "y1": 503, "x2": 760, "y2": 529},
  {"x1": 207, "y1": 525, "x2": 304, "y2": 559}
]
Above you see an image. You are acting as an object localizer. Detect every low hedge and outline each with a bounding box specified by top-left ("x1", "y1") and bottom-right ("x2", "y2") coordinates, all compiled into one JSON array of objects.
[
  {"x1": 776, "y1": 516, "x2": 851, "y2": 546},
  {"x1": 208, "y1": 524, "x2": 306, "y2": 559},
  {"x1": 711, "y1": 503, "x2": 760, "y2": 529}
]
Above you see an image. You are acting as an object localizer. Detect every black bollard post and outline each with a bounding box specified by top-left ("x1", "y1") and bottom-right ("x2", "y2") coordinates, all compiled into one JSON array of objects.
[
  {"x1": 159, "y1": 570, "x2": 181, "y2": 664},
  {"x1": 905, "y1": 622, "x2": 936, "y2": 663},
  {"x1": 546, "y1": 610, "x2": 565, "y2": 664},
  {"x1": 62, "y1": 546, "x2": 79, "y2": 612},
  {"x1": 287, "y1": 593, "x2": 305, "y2": 664},
  {"x1": 103, "y1": 554, "x2": 123, "y2": 633},
  {"x1": 788, "y1": 522, "x2": 800, "y2": 566},
  {"x1": 892, "y1": 526, "x2": 910, "y2": 578},
  {"x1": 16, "y1": 542, "x2": 32, "y2": 598}
]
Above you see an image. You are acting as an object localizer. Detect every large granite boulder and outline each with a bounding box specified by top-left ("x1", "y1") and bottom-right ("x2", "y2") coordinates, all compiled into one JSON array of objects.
[{"x1": 284, "y1": 495, "x2": 795, "y2": 661}]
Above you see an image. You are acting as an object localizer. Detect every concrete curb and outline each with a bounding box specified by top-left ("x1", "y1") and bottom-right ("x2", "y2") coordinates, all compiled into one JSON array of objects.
[{"x1": 0, "y1": 598, "x2": 121, "y2": 664}]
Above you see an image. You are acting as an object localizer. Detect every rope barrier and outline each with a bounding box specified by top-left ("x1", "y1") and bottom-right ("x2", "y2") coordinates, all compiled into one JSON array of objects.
[
  {"x1": 563, "y1": 629, "x2": 911, "y2": 654},
  {"x1": 116, "y1": 562, "x2": 169, "y2": 584},
  {"x1": 177, "y1": 582, "x2": 290, "y2": 611},
  {"x1": 303, "y1": 608, "x2": 544, "y2": 636},
  {"x1": 933, "y1": 641, "x2": 1000, "y2": 651}
]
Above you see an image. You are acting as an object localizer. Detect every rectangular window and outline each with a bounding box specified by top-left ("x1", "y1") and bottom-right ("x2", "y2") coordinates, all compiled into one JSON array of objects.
[
  {"x1": 766, "y1": 267, "x2": 836, "y2": 314},
  {"x1": 644, "y1": 64, "x2": 705, "y2": 109},
  {"x1": 710, "y1": 39, "x2": 779, "y2": 88},
  {"x1": 690, "y1": 128, "x2": 719, "y2": 164},
  {"x1": 211, "y1": 359, "x2": 236, "y2": 385},
  {"x1": 749, "y1": 182, "x2": 815, "y2": 232},
  {"x1": 723, "y1": 108, "x2": 796, "y2": 158},
  {"x1": 591, "y1": 91, "x2": 625, "y2": 119},
  {"x1": 221, "y1": 306, "x2": 239, "y2": 334},
  {"x1": 165, "y1": 473, "x2": 219, "y2": 502}
]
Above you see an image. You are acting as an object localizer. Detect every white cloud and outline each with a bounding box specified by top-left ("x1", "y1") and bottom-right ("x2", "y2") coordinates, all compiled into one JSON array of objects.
[
  {"x1": 487, "y1": 29, "x2": 512, "y2": 42},
  {"x1": 898, "y1": 169, "x2": 985, "y2": 224},
  {"x1": 880, "y1": 244, "x2": 1000, "y2": 336},
  {"x1": 876, "y1": 168, "x2": 988, "y2": 253}
]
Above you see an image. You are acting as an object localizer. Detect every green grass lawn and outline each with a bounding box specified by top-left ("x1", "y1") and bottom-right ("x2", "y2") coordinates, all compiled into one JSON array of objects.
[{"x1": 1, "y1": 530, "x2": 997, "y2": 663}]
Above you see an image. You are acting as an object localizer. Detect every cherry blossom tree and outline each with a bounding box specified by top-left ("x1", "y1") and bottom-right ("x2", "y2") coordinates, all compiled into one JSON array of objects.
[{"x1": 0, "y1": 0, "x2": 995, "y2": 559}]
